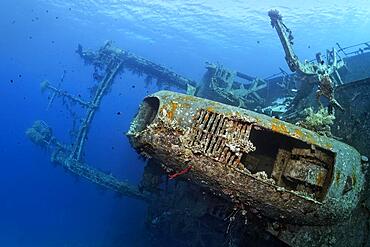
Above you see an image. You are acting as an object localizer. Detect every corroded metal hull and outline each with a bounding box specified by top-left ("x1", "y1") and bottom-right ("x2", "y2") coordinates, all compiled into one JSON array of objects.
[{"x1": 128, "y1": 91, "x2": 365, "y2": 226}]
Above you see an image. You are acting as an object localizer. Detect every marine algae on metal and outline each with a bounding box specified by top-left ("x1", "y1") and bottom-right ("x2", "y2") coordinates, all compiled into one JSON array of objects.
[{"x1": 128, "y1": 91, "x2": 365, "y2": 226}]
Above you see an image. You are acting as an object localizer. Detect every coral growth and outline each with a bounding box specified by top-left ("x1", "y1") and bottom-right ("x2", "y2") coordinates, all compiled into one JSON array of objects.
[{"x1": 298, "y1": 107, "x2": 335, "y2": 136}]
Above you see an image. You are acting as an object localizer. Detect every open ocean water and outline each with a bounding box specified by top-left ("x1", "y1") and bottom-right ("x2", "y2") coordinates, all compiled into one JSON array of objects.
[{"x1": 1, "y1": 1, "x2": 370, "y2": 246}]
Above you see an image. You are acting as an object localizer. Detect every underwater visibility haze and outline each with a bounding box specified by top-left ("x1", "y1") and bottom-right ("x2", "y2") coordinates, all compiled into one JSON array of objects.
[{"x1": 1, "y1": 0, "x2": 370, "y2": 246}]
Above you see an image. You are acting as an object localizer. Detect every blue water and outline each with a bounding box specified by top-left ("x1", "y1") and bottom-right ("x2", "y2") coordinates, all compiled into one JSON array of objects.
[{"x1": 1, "y1": 1, "x2": 370, "y2": 246}]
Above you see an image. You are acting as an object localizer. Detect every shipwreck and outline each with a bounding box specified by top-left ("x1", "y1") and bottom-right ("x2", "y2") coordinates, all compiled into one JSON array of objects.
[{"x1": 26, "y1": 10, "x2": 370, "y2": 247}]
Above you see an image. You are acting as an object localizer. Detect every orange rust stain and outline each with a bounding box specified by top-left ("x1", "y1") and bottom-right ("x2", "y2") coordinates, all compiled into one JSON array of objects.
[
  {"x1": 294, "y1": 129, "x2": 304, "y2": 138},
  {"x1": 270, "y1": 118, "x2": 290, "y2": 134},
  {"x1": 335, "y1": 171, "x2": 341, "y2": 186},
  {"x1": 316, "y1": 171, "x2": 326, "y2": 186},
  {"x1": 271, "y1": 123, "x2": 289, "y2": 135},
  {"x1": 207, "y1": 106, "x2": 215, "y2": 112},
  {"x1": 180, "y1": 95, "x2": 199, "y2": 102},
  {"x1": 280, "y1": 124, "x2": 289, "y2": 135},
  {"x1": 167, "y1": 101, "x2": 178, "y2": 120},
  {"x1": 271, "y1": 124, "x2": 279, "y2": 132}
]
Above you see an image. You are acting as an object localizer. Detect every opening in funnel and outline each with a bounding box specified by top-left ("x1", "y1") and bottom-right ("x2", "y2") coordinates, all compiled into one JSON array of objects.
[{"x1": 133, "y1": 97, "x2": 160, "y2": 132}]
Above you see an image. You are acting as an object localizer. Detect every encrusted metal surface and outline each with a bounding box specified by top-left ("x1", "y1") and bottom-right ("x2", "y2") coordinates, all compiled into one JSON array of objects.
[
  {"x1": 128, "y1": 90, "x2": 365, "y2": 226},
  {"x1": 186, "y1": 109, "x2": 256, "y2": 167}
]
